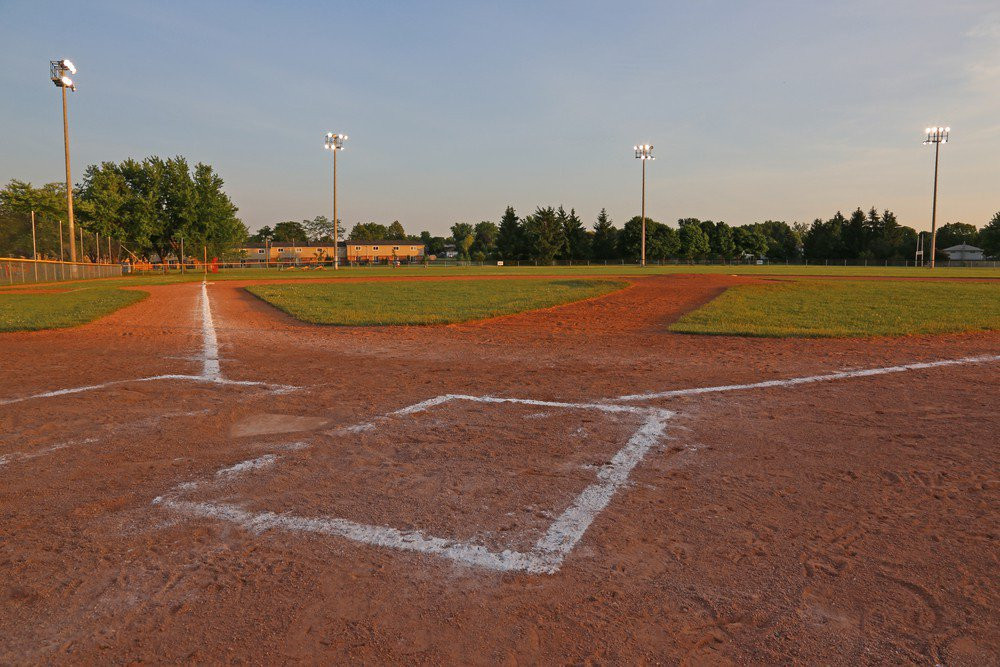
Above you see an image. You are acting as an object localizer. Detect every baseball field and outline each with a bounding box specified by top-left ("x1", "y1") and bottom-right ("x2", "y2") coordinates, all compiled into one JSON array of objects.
[{"x1": 1, "y1": 267, "x2": 998, "y2": 663}]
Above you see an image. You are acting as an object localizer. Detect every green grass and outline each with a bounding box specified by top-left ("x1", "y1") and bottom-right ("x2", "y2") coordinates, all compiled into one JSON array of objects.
[
  {"x1": 0, "y1": 287, "x2": 148, "y2": 332},
  {"x1": 11, "y1": 262, "x2": 1000, "y2": 288},
  {"x1": 670, "y1": 279, "x2": 1000, "y2": 338},
  {"x1": 246, "y1": 278, "x2": 626, "y2": 325}
]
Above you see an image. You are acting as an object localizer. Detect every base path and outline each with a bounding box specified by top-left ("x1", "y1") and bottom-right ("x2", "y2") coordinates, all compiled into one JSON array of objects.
[{"x1": 1, "y1": 274, "x2": 997, "y2": 664}]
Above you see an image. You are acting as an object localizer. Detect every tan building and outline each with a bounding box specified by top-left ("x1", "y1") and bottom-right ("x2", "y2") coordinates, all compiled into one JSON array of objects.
[
  {"x1": 241, "y1": 241, "x2": 425, "y2": 264},
  {"x1": 346, "y1": 241, "x2": 424, "y2": 263}
]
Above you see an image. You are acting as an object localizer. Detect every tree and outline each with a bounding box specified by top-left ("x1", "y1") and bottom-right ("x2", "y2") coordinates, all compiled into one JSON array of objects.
[
  {"x1": 418, "y1": 231, "x2": 447, "y2": 256},
  {"x1": 802, "y1": 213, "x2": 846, "y2": 259},
  {"x1": 979, "y1": 212, "x2": 1000, "y2": 258},
  {"x1": 750, "y1": 220, "x2": 800, "y2": 260},
  {"x1": 522, "y1": 207, "x2": 566, "y2": 263},
  {"x1": 304, "y1": 216, "x2": 335, "y2": 242},
  {"x1": 387, "y1": 220, "x2": 406, "y2": 240},
  {"x1": 273, "y1": 221, "x2": 309, "y2": 243},
  {"x1": 841, "y1": 208, "x2": 868, "y2": 258},
  {"x1": 561, "y1": 207, "x2": 589, "y2": 260},
  {"x1": 591, "y1": 209, "x2": 618, "y2": 260},
  {"x1": 496, "y1": 206, "x2": 523, "y2": 260},
  {"x1": 618, "y1": 216, "x2": 678, "y2": 261},
  {"x1": 934, "y1": 222, "x2": 979, "y2": 250},
  {"x1": 733, "y1": 225, "x2": 770, "y2": 258},
  {"x1": 348, "y1": 222, "x2": 390, "y2": 241},
  {"x1": 450, "y1": 222, "x2": 475, "y2": 259},
  {"x1": 472, "y1": 220, "x2": 499, "y2": 258},
  {"x1": 249, "y1": 225, "x2": 274, "y2": 243},
  {"x1": 678, "y1": 220, "x2": 710, "y2": 259}
]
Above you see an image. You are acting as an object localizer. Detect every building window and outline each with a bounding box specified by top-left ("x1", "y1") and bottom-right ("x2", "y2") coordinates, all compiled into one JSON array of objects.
[
  {"x1": 373, "y1": 246, "x2": 379, "y2": 251},
  {"x1": 355, "y1": 246, "x2": 361, "y2": 250},
  {"x1": 393, "y1": 246, "x2": 400, "y2": 251},
  {"x1": 277, "y1": 248, "x2": 285, "y2": 252},
  {"x1": 257, "y1": 249, "x2": 264, "y2": 254}
]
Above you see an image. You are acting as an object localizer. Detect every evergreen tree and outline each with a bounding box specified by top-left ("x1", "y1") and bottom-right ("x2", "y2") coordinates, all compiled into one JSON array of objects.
[
  {"x1": 522, "y1": 206, "x2": 566, "y2": 263},
  {"x1": 496, "y1": 206, "x2": 523, "y2": 260},
  {"x1": 591, "y1": 208, "x2": 618, "y2": 260},
  {"x1": 561, "y1": 207, "x2": 589, "y2": 259},
  {"x1": 387, "y1": 220, "x2": 406, "y2": 239}
]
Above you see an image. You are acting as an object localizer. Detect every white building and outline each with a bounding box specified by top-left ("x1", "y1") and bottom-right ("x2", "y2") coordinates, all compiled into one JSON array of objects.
[{"x1": 941, "y1": 244, "x2": 984, "y2": 261}]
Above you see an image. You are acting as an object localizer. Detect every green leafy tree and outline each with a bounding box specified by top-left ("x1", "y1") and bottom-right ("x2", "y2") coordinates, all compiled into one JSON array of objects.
[
  {"x1": 679, "y1": 220, "x2": 710, "y2": 259},
  {"x1": 450, "y1": 222, "x2": 475, "y2": 259},
  {"x1": 472, "y1": 220, "x2": 499, "y2": 258},
  {"x1": 522, "y1": 207, "x2": 566, "y2": 263},
  {"x1": 348, "y1": 222, "x2": 390, "y2": 241},
  {"x1": 304, "y1": 216, "x2": 334, "y2": 242},
  {"x1": 934, "y1": 222, "x2": 979, "y2": 250},
  {"x1": 496, "y1": 206, "x2": 523, "y2": 260},
  {"x1": 733, "y1": 225, "x2": 770, "y2": 258},
  {"x1": 273, "y1": 221, "x2": 309, "y2": 243},
  {"x1": 249, "y1": 225, "x2": 274, "y2": 243},
  {"x1": 387, "y1": 220, "x2": 406, "y2": 239},
  {"x1": 591, "y1": 209, "x2": 618, "y2": 260},
  {"x1": 618, "y1": 216, "x2": 678, "y2": 261},
  {"x1": 978, "y1": 212, "x2": 1000, "y2": 258}
]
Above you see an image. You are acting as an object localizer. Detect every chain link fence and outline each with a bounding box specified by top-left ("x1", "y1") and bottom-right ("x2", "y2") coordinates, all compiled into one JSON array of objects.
[{"x1": 0, "y1": 258, "x2": 122, "y2": 285}]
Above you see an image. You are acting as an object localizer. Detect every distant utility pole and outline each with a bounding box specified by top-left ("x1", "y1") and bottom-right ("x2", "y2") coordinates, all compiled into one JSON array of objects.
[
  {"x1": 633, "y1": 143, "x2": 655, "y2": 267},
  {"x1": 31, "y1": 211, "x2": 38, "y2": 280},
  {"x1": 50, "y1": 59, "x2": 78, "y2": 262},
  {"x1": 923, "y1": 126, "x2": 949, "y2": 269},
  {"x1": 324, "y1": 132, "x2": 348, "y2": 270}
]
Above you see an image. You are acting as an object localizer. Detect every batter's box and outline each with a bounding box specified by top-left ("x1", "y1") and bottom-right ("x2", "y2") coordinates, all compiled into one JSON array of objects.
[{"x1": 154, "y1": 395, "x2": 672, "y2": 574}]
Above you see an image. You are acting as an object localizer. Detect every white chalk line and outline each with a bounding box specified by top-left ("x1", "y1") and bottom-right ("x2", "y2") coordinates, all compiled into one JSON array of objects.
[
  {"x1": 155, "y1": 395, "x2": 673, "y2": 574},
  {"x1": 0, "y1": 280, "x2": 299, "y2": 407},
  {"x1": 0, "y1": 409, "x2": 211, "y2": 470},
  {"x1": 614, "y1": 353, "x2": 1000, "y2": 402}
]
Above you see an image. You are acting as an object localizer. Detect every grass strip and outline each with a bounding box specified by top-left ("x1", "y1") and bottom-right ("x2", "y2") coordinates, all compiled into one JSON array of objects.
[
  {"x1": 246, "y1": 278, "x2": 626, "y2": 325},
  {"x1": 670, "y1": 279, "x2": 1000, "y2": 338},
  {"x1": 0, "y1": 287, "x2": 147, "y2": 332}
]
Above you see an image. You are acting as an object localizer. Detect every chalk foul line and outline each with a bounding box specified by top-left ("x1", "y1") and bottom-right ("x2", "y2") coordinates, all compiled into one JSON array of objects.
[
  {"x1": 0, "y1": 280, "x2": 298, "y2": 406},
  {"x1": 154, "y1": 396, "x2": 673, "y2": 575},
  {"x1": 614, "y1": 353, "x2": 1000, "y2": 402}
]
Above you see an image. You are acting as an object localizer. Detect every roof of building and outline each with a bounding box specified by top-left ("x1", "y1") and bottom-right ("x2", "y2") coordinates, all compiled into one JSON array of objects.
[
  {"x1": 941, "y1": 244, "x2": 983, "y2": 252},
  {"x1": 242, "y1": 240, "x2": 424, "y2": 248}
]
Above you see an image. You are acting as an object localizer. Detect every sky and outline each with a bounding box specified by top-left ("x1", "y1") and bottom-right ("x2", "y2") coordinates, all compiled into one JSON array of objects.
[{"x1": 1, "y1": 0, "x2": 998, "y2": 236}]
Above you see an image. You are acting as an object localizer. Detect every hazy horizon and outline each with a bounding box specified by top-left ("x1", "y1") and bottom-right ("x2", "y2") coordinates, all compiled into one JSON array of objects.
[{"x1": 2, "y1": 1, "x2": 998, "y2": 236}]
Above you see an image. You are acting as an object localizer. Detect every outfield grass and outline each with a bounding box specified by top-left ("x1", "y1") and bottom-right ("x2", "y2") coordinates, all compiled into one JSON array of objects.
[
  {"x1": 6, "y1": 262, "x2": 999, "y2": 289},
  {"x1": 670, "y1": 279, "x2": 1000, "y2": 338},
  {"x1": 0, "y1": 287, "x2": 148, "y2": 332},
  {"x1": 246, "y1": 278, "x2": 626, "y2": 325}
]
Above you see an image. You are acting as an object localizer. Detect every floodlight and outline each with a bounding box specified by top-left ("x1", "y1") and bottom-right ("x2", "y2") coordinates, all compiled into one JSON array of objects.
[
  {"x1": 922, "y1": 124, "x2": 951, "y2": 268},
  {"x1": 62, "y1": 59, "x2": 76, "y2": 74},
  {"x1": 633, "y1": 142, "x2": 655, "y2": 267},
  {"x1": 323, "y1": 131, "x2": 349, "y2": 269}
]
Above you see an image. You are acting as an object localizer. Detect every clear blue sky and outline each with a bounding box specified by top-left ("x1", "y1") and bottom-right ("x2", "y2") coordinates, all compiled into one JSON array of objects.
[{"x1": 1, "y1": 0, "x2": 998, "y2": 236}]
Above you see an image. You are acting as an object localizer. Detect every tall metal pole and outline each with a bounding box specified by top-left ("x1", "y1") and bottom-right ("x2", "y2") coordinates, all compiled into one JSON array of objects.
[
  {"x1": 333, "y1": 148, "x2": 339, "y2": 270},
  {"x1": 31, "y1": 210, "x2": 38, "y2": 281},
  {"x1": 62, "y1": 83, "x2": 77, "y2": 263},
  {"x1": 641, "y1": 158, "x2": 646, "y2": 268},
  {"x1": 929, "y1": 140, "x2": 940, "y2": 269},
  {"x1": 58, "y1": 219, "x2": 64, "y2": 280},
  {"x1": 180, "y1": 237, "x2": 185, "y2": 274}
]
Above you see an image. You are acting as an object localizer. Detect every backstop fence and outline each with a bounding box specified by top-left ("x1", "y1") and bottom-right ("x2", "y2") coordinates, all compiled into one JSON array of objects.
[{"x1": 0, "y1": 258, "x2": 122, "y2": 285}]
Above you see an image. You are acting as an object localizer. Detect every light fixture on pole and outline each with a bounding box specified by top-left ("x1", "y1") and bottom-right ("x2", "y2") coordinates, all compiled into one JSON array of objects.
[
  {"x1": 633, "y1": 143, "x2": 654, "y2": 267},
  {"x1": 922, "y1": 126, "x2": 949, "y2": 269},
  {"x1": 324, "y1": 132, "x2": 348, "y2": 270},
  {"x1": 50, "y1": 59, "x2": 78, "y2": 263}
]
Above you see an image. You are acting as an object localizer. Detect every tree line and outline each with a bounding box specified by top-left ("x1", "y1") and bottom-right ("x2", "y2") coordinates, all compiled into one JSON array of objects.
[
  {"x1": 265, "y1": 206, "x2": 996, "y2": 263},
  {"x1": 0, "y1": 156, "x2": 245, "y2": 261}
]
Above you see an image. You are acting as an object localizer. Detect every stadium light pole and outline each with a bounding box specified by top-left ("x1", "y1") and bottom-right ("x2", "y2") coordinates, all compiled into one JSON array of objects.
[
  {"x1": 324, "y1": 132, "x2": 348, "y2": 270},
  {"x1": 50, "y1": 59, "x2": 78, "y2": 263},
  {"x1": 633, "y1": 144, "x2": 654, "y2": 267},
  {"x1": 923, "y1": 126, "x2": 949, "y2": 269}
]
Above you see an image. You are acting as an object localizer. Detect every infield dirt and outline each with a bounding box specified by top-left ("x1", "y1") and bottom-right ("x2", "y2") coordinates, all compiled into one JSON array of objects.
[{"x1": 1, "y1": 274, "x2": 997, "y2": 664}]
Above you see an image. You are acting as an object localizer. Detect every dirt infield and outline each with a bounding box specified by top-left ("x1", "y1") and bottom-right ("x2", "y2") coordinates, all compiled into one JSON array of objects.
[{"x1": 1, "y1": 274, "x2": 997, "y2": 663}]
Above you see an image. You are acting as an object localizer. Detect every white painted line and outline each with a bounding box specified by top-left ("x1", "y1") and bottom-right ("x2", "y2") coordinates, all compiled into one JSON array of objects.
[
  {"x1": 200, "y1": 280, "x2": 221, "y2": 380},
  {"x1": 0, "y1": 374, "x2": 297, "y2": 406},
  {"x1": 215, "y1": 454, "x2": 278, "y2": 478},
  {"x1": 154, "y1": 395, "x2": 673, "y2": 574},
  {"x1": 0, "y1": 437, "x2": 99, "y2": 468},
  {"x1": 614, "y1": 354, "x2": 1000, "y2": 401}
]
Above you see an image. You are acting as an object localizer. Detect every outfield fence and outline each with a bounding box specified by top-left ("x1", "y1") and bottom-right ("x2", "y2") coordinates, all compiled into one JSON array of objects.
[{"x1": 0, "y1": 258, "x2": 122, "y2": 285}]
